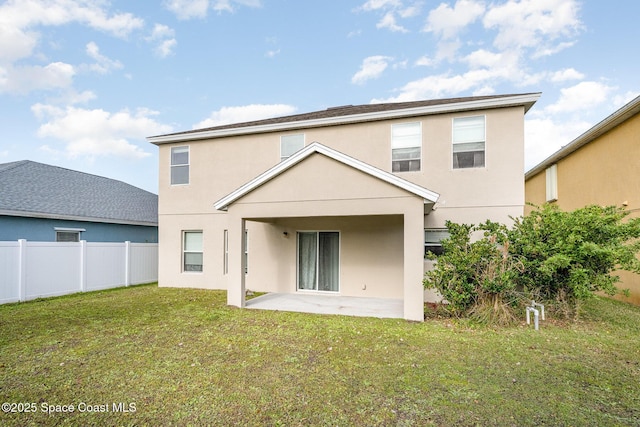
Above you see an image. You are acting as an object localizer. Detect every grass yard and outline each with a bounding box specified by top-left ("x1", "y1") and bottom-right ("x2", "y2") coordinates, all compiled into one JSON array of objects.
[{"x1": 0, "y1": 284, "x2": 639, "y2": 426}]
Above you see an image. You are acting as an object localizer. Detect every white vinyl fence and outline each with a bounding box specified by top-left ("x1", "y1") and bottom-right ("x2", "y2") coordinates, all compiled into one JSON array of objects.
[{"x1": 0, "y1": 240, "x2": 158, "y2": 305}]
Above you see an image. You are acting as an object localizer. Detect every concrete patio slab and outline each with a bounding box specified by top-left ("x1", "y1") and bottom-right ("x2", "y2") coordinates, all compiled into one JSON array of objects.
[{"x1": 245, "y1": 293, "x2": 404, "y2": 319}]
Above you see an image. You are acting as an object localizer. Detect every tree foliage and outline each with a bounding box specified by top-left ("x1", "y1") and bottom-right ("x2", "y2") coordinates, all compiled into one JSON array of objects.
[{"x1": 424, "y1": 204, "x2": 640, "y2": 322}]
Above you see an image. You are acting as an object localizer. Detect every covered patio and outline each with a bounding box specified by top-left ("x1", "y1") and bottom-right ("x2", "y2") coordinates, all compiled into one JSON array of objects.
[{"x1": 245, "y1": 293, "x2": 404, "y2": 319}]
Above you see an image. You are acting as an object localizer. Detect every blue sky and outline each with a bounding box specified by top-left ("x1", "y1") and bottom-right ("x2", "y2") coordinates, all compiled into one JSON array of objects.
[{"x1": 1, "y1": 0, "x2": 638, "y2": 193}]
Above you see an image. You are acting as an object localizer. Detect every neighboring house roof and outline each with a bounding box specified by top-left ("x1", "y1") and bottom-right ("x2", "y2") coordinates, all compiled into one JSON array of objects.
[
  {"x1": 214, "y1": 142, "x2": 440, "y2": 212},
  {"x1": 526, "y1": 94, "x2": 640, "y2": 180},
  {"x1": 149, "y1": 93, "x2": 540, "y2": 144},
  {"x1": 0, "y1": 160, "x2": 158, "y2": 226}
]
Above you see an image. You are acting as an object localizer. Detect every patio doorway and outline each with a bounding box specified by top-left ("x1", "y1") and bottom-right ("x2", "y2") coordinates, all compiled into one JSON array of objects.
[{"x1": 297, "y1": 231, "x2": 340, "y2": 292}]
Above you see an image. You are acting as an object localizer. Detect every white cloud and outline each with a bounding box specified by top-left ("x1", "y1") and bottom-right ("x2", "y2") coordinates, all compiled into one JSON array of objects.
[
  {"x1": 376, "y1": 12, "x2": 408, "y2": 32},
  {"x1": 0, "y1": 0, "x2": 144, "y2": 39},
  {"x1": 265, "y1": 49, "x2": 281, "y2": 58},
  {"x1": 146, "y1": 24, "x2": 177, "y2": 58},
  {"x1": 31, "y1": 104, "x2": 172, "y2": 159},
  {"x1": 0, "y1": 0, "x2": 143, "y2": 94},
  {"x1": 85, "y1": 42, "x2": 123, "y2": 74},
  {"x1": 352, "y1": 55, "x2": 393, "y2": 85},
  {"x1": 0, "y1": 62, "x2": 75, "y2": 94},
  {"x1": 525, "y1": 117, "x2": 591, "y2": 170},
  {"x1": 165, "y1": 0, "x2": 261, "y2": 19},
  {"x1": 550, "y1": 68, "x2": 584, "y2": 83},
  {"x1": 359, "y1": 0, "x2": 402, "y2": 12},
  {"x1": 424, "y1": 0, "x2": 485, "y2": 39},
  {"x1": 194, "y1": 104, "x2": 298, "y2": 129},
  {"x1": 545, "y1": 81, "x2": 613, "y2": 114},
  {"x1": 415, "y1": 56, "x2": 434, "y2": 67},
  {"x1": 483, "y1": 0, "x2": 582, "y2": 56}
]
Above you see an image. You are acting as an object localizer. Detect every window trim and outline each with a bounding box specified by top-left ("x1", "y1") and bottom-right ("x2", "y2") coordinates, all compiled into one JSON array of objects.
[
  {"x1": 545, "y1": 164, "x2": 558, "y2": 202},
  {"x1": 182, "y1": 230, "x2": 203, "y2": 273},
  {"x1": 280, "y1": 133, "x2": 305, "y2": 162},
  {"x1": 424, "y1": 228, "x2": 450, "y2": 257},
  {"x1": 391, "y1": 121, "x2": 422, "y2": 173},
  {"x1": 223, "y1": 230, "x2": 229, "y2": 275},
  {"x1": 54, "y1": 228, "x2": 85, "y2": 242},
  {"x1": 452, "y1": 115, "x2": 486, "y2": 170},
  {"x1": 171, "y1": 145, "x2": 190, "y2": 186}
]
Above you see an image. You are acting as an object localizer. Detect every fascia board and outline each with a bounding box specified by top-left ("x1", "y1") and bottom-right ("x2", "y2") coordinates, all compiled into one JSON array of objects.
[
  {"x1": 0, "y1": 209, "x2": 158, "y2": 227},
  {"x1": 149, "y1": 93, "x2": 541, "y2": 145},
  {"x1": 214, "y1": 142, "x2": 440, "y2": 211}
]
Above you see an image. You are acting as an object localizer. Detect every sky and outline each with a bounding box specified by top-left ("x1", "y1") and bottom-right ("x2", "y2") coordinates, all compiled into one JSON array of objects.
[{"x1": 0, "y1": 0, "x2": 638, "y2": 194}]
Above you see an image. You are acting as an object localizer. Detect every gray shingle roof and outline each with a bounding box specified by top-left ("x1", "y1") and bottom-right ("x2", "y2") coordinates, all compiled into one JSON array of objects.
[
  {"x1": 0, "y1": 161, "x2": 157, "y2": 225},
  {"x1": 153, "y1": 93, "x2": 540, "y2": 139}
]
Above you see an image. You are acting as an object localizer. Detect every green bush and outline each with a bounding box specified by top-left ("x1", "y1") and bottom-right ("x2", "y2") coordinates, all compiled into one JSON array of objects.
[
  {"x1": 508, "y1": 204, "x2": 640, "y2": 314},
  {"x1": 424, "y1": 204, "x2": 640, "y2": 322}
]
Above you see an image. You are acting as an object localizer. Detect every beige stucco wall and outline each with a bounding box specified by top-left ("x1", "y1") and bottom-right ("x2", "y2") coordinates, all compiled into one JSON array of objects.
[
  {"x1": 525, "y1": 112, "x2": 640, "y2": 304},
  {"x1": 156, "y1": 105, "x2": 528, "y2": 319}
]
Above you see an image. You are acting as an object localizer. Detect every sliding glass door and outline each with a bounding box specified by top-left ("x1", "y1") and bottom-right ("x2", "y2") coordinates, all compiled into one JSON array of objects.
[{"x1": 298, "y1": 231, "x2": 339, "y2": 292}]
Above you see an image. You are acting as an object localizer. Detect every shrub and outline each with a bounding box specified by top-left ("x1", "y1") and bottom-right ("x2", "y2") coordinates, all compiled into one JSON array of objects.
[
  {"x1": 508, "y1": 204, "x2": 640, "y2": 315},
  {"x1": 424, "y1": 204, "x2": 640, "y2": 322},
  {"x1": 423, "y1": 221, "x2": 525, "y2": 324}
]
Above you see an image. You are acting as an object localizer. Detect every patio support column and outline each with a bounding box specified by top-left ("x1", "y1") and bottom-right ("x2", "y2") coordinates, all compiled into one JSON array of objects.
[
  {"x1": 227, "y1": 214, "x2": 246, "y2": 308},
  {"x1": 403, "y1": 205, "x2": 424, "y2": 321}
]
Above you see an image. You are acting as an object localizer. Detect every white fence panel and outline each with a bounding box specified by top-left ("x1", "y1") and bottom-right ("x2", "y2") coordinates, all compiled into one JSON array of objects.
[
  {"x1": 130, "y1": 243, "x2": 158, "y2": 285},
  {"x1": 0, "y1": 241, "x2": 20, "y2": 304},
  {"x1": 0, "y1": 240, "x2": 158, "y2": 304},
  {"x1": 86, "y1": 242, "x2": 127, "y2": 291},
  {"x1": 25, "y1": 242, "x2": 81, "y2": 300}
]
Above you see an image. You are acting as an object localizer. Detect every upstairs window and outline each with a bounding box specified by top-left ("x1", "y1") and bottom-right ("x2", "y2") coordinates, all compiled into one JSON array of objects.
[
  {"x1": 545, "y1": 164, "x2": 558, "y2": 202},
  {"x1": 171, "y1": 146, "x2": 189, "y2": 185},
  {"x1": 280, "y1": 134, "x2": 304, "y2": 161},
  {"x1": 392, "y1": 122, "x2": 421, "y2": 172},
  {"x1": 453, "y1": 116, "x2": 485, "y2": 169}
]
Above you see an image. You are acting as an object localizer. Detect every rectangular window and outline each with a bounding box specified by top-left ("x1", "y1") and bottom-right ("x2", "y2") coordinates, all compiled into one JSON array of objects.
[
  {"x1": 56, "y1": 231, "x2": 80, "y2": 242},
  {"x1": 223, "y1": 230, "x2": 229, "y2": 275},
  {"x1": 453, "y1": 116, "x2": 485, "y2": 169},
  {"x1": 54, "y1": 227, "x2": 85, "y2": 242},
  {"x1": 183, "y1": 231, "x2": 203, "y2": 272},
  {"x1": 425, "y1": 229, "x2": 450, "y2": 256},
  {"x1": 298, "y1": 231, "x2": 340, "y2": 292},
  {"x1": 171, "y1": 146, "x2": 189, "y2": 185},
  {"x1": 280, "y1": 134, "x2": 304, "y2": 161},
  {"x1": 392, "y1": 122, "x2": 421, "y2": 172},
  {"x1": 244, "y1": 229, "x2": 248, "y2": 275},
  {"x1": 546, "y1": 164, "x2": 558, "y2": 202}
]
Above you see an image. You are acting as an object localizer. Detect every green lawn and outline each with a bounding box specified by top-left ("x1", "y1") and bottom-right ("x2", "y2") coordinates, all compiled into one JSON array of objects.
[{"x1": 1, "y1": 284, "x2": 639, "y2": 426}]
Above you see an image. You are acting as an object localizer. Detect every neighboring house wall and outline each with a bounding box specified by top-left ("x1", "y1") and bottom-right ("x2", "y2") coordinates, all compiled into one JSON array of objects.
[
  {"x1": 0, "y1": 215, "x2": 158, "y2": 243},
  {"x1": 155, "y1": 103, "x2": 529, "y2": 301},
  {"x1": 525, "y1": 99, "x2": 640, "y2": 304}
]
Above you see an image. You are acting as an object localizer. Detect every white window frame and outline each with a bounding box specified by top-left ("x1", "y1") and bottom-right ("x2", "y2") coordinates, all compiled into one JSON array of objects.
[
  {"x1": 171, "y1": 146, "x2": 190, "y2": 185},
  {"x1": 424, "y1": 228, "x2": 450, "y2": 256},
  {"x1": 183, "y1": 230, "x2": 203, "y2": 273},
  {"x1": 54, "y1": 227, "x2": 85, "y2": 242},
  {"x1": 545, "y1": 164, "x2": 558, "y2": 202},
  {"x1": 280, "y1": 134, "x2": 305, "y2": 161},
  {"x1": 391, "y1": 122, "x2": 422, "y2": 172},
  {"x1": 244, "y1": 229, "x2": 248, "y2": 275},
  {"x1": 452, "y1": 115, "x2": 486, "y2": 169},
  {"x1": 223, "y1": 230, "x2": 229, "y2": 275}
]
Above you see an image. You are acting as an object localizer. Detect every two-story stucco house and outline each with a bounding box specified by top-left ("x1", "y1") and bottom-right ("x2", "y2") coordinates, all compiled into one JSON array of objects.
[{"x1": 148, "y1": 93, "x2": 540, "y2": 321}]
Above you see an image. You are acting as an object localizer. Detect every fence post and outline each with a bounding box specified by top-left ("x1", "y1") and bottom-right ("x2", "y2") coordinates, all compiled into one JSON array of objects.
[
  {"x1": 125, "y1": 241, "x2": 131, "y2": 287},
  {"x1": 18, "y1": 239, "x2": 27, "y2": 301},
  {"x1": 80, "y1": 240, "x2": 87, "y2": 293}
]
